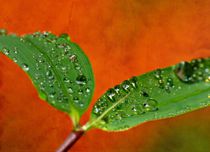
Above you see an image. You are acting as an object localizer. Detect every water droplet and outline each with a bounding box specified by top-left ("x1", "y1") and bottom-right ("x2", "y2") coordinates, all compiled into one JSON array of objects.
[
  {"x1": 59, "y1": 33, "x2": 71, "y2": 41},
  {"x1": 2, "y1": 48, "x2": 9, "y2": 55},
  {"x1": 175, "y1": 59, "x2": 208, "y2": 83},
  {"x1": 78, "y1": 89, "x2": 83, "y2": 95},
  {"x1": 49, "y1": 92, "x2": 56, "y2": 98},
  {"x1": 131, "y1": 106, "x2": 137, "y2": 112},
  {"x1": 130, "y1": 76, "x2": 138, "y2": 88},
  {"x1": 68, "y1": 87, "x2": 73, "y2": 93},
  {"x1": 73, "y1": 97, "x2": 79, "y2": 103},
  {"x1": 154, "y1": 69, "x2": 163, "y2": 79},
  {"x1": 75, "y1": 64, "x2": 81, "y2": 70},
  {"x1": 46, "y1": 70, "x2": 54, "y2": 80},
  {"x1": 20, "y1": 38, "x2": 25, "y2": 42},
  {"x1": 164, "y1": 77, "x2": 174, "y2": 93},
  {"x1": 143, "y1": 98, "x2": 158, "y2": 112},
  {"x1": 131, "y1": 104, "x2": 144, "y2": 115},
  {"x1": 154, "y1": 69, "x2": 173, "y2": 91},
  {"x1": 121, "y1": 80, "x2": 131, "y2": 92},
  {"x1": 79, "y1": 102, "x2": 84, "y2": 107},
  {"x1": 61, "y1": 66, "x2": 67, "y2": 71},
  {"x1": 158, "y1": 79, "x2": 164, "y2": 89},
  {"x1": 43, "y1": 31, "x2": 50, "y2": 37},
  {"x1": 141, "y1": 90, "x2": 149, "y2": 97},
  {"x1": 69, "y1": 54, "x2": 77, "y2": 62},
  {"x1": 178, "y1": 86, "x2": 182, "y2": 89},
  {"x1": 22, "y1": 63, "x2": 29, "y2": 71},
  {"x1": 122, "y1": 125, "x2": 130, "y2": 129},
  {"x1": 57, "y1": 97, "x2": 63, "y2": 103},
  {"x1": 63, "y1": 77, "x2": 70, "y2": 83},
  {"x1": 14, "y1": 47, "x2": 18, "y2": 54},
  {"x1": 63, "y1": 48, "x2": 69, "y2": 55},
  {"x1": 51, "y1": 100, "x2": 56, "y2": 105},
  {"x1": 106, "y1": 88, "x2": 116, "y2": 102},
  {"x1": 114, "y1": 85, "x2": 121, "y2": 94},
  {"x1": 13, "y1": 57, "x2": 17, "y2": 63},
  {"x1": 86, "y1": 88, "x2": 90, "y2": 93},
  {"x1": 38, "y1": 58, "x2": 45, "y2": 63},
  {"x1": 76, "y1": 75, "x2": 87, "y2": 85},
  {"x1": 205, "y1": 76, "x2": 210, "y2": 83},
  {"x1": 93, "y1": 98, "x2": 109, "y2": 116},
  {"x1": 167, "y1": 78, "x2": 174, "y2": 87},
  {"x1": 0, "y1": 29, "x2": 7, "y2": 35},
  {"x1": 115, "y1": 112, "x2": 123, "y2": 120},
  {"x1": 183, "y1": 105, "x2": 191, "y2": 111},
  {"x1": 93, "y1": 106, "x2": 100, "y2": 115}
]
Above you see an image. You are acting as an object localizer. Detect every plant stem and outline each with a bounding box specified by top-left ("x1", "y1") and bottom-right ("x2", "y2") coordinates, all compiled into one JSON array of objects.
[{"x1": 56, "y1": 130, "x2": 85, "y2": 152}]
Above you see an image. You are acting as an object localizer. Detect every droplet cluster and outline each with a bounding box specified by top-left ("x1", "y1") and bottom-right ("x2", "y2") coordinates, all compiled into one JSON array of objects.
[
  {"x1": 31, "y1": 32, "x2": 92, "y2": 110},
  {"x1": 92, "y1": 76, "x2": 159, "y2": 124},
  {"x1": 0, "y1": 31, "x2": 94, "y2": 113},
  {"x1": 92, "y1": 57, "x2": 210, "y2": 131},
  {"x1": 174, "y1": 58, "x2": 210, "y2": 83},
  {"x1": 154, "y1": 69, "x2": 174, "y2": 93}
]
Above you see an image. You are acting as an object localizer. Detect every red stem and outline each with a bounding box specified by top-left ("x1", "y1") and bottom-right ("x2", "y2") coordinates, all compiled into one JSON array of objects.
[{"x1": 56, "y1": 130, "x2": 85, "y2": 152}]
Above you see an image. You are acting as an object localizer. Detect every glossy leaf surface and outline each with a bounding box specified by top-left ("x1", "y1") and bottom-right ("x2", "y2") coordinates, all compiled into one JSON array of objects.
[
  {"x1": 0, "y1": 30, "x2": 95, "y2": 125},
  {"x1": 87, "y1": 57, "x2": 210, "y2": 131}
]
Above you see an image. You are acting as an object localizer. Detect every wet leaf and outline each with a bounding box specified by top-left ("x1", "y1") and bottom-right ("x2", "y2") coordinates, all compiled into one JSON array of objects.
[
  {"x1": 85, "y1": 57, "x2": 210, "y2": 131},
  {"x1": 0, "y1": 30, "x2": 95, "y2": 126}
]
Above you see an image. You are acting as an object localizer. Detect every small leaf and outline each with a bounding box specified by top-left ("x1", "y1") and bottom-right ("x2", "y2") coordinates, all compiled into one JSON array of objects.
[
  {"x1": 85, "y1": 57, "x2": 210, "y2": 131},
  {"x1": 0, "y1": 30, "x2": 95, "y2": 126}
]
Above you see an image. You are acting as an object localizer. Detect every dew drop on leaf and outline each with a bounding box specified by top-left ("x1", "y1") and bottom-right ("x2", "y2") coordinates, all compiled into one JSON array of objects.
[
  {"x1": 59, "y1": 33, "x2": 71, "y2": 41},
  {"x1": 93, "y1": 106, "x2": 100, "y2": 115},
  {"x1": 76, "y1": 75, "x2": 87, "y2": 85},
  {"x1": 131, "y1": 104, "x2": 144, "y2": 115},
  {"x1": 121, "y1": 80, "x2": 131, "y2": 92},
  {"x1": 86, "y1": 87, "x2": 90, "y2": 93},
  {"x1": 115, "y1": 112, "x2": 123, "y2": 120},
  {"x1": 13, "y1": 57, "x2": 17, "y2": 63},
  {"x1": 114, "y1": 85, "x2": 121, "y2": 94},
  {"x1": 49, "y1": 92, "x2": 56, "y2": 98},
  {"x1": 69, "y1": 54, "x2": 77, "y2": 63},
  {"x1": 0, "y1": 29, "x2": 7, "y2": 35},
  {"x1": 46, "y1": 70, "x2": 54, "y2": 80},
  {"x1": 63, "y1": 77, "x2": 70, "y2": 83},
  {"x1": 79, "y1": 102, "x2": 84, "y2": 107},
  {"x1": 106, "y1": 88, "x2": 116, "y2": 102},
  {"x1": 174, "y1": 59, "x2": 208, "y2": 83},
  {"x1": 129, "y1": 76, "x2": 138, "y2": 88},
  {"x1": 206, "y1": 76, "x2": 210, "y2": 83},
  {"x1": 167, "y1": 78, "x2": 174, "y2": 87},
  {"x1": 75, "y1": 63, "x2": 81, "y2": 70},
  {"x1": 2, "y1": 48, "x2": 9, "y2": 55},
  {"x1": 68, "y1": 87, "x2": 73, "y2": 93},
  {"x1": 140, "y1": 90, "x2": 149, "y2": 97},
  {"x1": 143, "y1": 98, "x2": 158, "y2": 112},
  {"x1": 78, "y1": 89, "x2": 83, "y2": 95},
  {"x1": 51, "y1": 100, "x2": 56, "y2": 105},
  {"x1": 22, "y1": 63, "x2": 29, "y2": 71},
  {"x1": 14, "y1": 47, "x2": 18, "y2": 54},
  {"x1": 73, "y1": 97, "x2": 79, "y2": 103}
]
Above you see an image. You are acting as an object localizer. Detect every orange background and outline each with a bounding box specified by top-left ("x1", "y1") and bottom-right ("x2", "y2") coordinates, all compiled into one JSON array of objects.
[{"x1": 0, "y1": 0, "x2": 210, "y2": 152}]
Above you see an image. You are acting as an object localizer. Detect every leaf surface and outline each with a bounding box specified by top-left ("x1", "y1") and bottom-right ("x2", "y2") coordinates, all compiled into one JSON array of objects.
[
  {"x1": 0, "y1": 30, "x2": 95, "y2": 125},
  {"x1": 86, "y1": 57, "x2": 210, "y2": 131}
]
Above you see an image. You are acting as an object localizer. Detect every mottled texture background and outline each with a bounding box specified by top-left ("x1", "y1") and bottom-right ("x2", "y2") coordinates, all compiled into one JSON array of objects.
[{"x1": 0, "y1": 0, "x2": 210, "y2": 151}]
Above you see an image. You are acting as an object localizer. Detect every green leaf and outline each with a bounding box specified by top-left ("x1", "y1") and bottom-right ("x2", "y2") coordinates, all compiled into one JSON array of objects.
[
  {"x1": 84, "y1": 57, "x2": 210, "y2": 131},
  {"x1": 0, "y1": 30, "x2": 95, "y2": 126}
]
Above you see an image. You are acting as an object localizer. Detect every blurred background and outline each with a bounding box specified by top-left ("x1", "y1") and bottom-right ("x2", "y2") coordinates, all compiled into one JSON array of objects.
[{"x1": 0, "y1": 0, "x2": 210, "y2": 151}]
